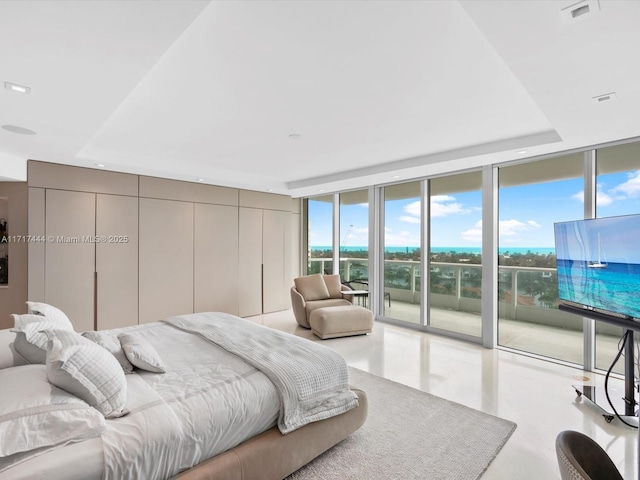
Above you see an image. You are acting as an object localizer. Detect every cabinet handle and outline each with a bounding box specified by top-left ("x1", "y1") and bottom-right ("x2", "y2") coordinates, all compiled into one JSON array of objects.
[{"x1": 94, "y1": 271, "x2": 98, "y2": 331}]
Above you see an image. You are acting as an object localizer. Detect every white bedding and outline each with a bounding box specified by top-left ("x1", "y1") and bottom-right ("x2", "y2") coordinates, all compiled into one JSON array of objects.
[
  {"x1": 1, "y1": 321, "x2": 280, "y2": 480},
  {"x1": 168, "y1": 312, "x2": 359, "y2": 433},
  {"x1": 1, "y1": 314, "x2": 356, "y2": 480}
]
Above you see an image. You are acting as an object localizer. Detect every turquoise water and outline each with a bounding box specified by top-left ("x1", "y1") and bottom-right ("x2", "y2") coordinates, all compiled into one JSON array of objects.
[
  {"x1": 312, "y1": 246, "x2": 556, "y2": 255},
  {"x1": 557, "y1": 259, "x2": 640, "y2": 319}
]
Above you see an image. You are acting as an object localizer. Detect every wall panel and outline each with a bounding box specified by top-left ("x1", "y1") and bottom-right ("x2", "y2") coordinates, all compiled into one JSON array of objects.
[
  {"x1": 45, "y1": 189, "x2": 96, "y2": 331},
  {"x1": 96, "y1": 194, "x2": 139, "y2": 329},
  {"x1": 238, "y1": 208, "x2": 263, "y2": 317},
  {"x1": 194, "y1": 203, "x2": 239, "y2": 315},
  {"x1": 139, "y1": 198, "x2": 194, "y2": 323},
  {"x1": 263, "y1": 210, "x2": 291, "y2": 313}
]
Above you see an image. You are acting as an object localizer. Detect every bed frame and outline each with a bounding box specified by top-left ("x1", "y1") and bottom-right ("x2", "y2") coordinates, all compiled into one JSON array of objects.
[{"x1": 174, "y1": 388, "x2": 367, "y2": 480}]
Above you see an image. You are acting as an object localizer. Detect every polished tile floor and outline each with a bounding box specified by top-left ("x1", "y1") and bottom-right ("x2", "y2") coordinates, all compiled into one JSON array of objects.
[{"x1": 249, "y1": 310, "x2": 638, "y2": 480}]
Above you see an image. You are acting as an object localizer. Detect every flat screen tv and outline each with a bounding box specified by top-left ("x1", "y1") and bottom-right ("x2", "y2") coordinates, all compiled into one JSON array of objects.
[{"x1": 554, "y1": 214, "x2": 640, "y2": 320}]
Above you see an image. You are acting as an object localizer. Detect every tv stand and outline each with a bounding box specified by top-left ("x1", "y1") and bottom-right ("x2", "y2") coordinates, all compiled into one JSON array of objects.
[{"x1": 559, "y1": 304, "x2": 639, "y2": 423}]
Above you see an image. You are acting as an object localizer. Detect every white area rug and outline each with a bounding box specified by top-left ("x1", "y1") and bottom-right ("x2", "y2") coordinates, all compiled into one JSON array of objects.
[{"x1": 287, "y1": 367, "x2": 517, "y2": 480}]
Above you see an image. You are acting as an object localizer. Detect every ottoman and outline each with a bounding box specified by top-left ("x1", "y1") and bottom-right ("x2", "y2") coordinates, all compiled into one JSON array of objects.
[{"x1": 308, "y1": 305, "x2": 374, "y2": 339}]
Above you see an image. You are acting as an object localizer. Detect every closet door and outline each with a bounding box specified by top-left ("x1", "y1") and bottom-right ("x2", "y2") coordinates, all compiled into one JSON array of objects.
[
  {"x1": 45, "y1": 189, "x2": 95, "y2": 331},
  {"x1": 139, "y1": 198, "x2": 194, "y2": 324},
  {"x1": 238, "y1": 207, "x2": 262, "y2": 317},
  {"x1": 96, "y1": 194, "x2": 139, "y2": 329},
  {"x1": 194, "y1": 203, "x2": 239, "y2": 315},
  {"x1": 262, "y1": 209, "x2": 291, "y2": 313}
]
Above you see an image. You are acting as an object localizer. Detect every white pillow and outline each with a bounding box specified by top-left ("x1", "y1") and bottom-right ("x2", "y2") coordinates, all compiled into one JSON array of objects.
[
  {"x1": 10, "y1": 321, "x2": 62, "y2": 364},
  {"x1": 0, "y1": 364, "x2": 105, "y2": 457},
  {"x1": 44, "y1": 329, "x2": 129, "y2": 419},
  {"x1": 11, "y1": 313, "x2": 52, "y2": 329},
  {"x1": 119, "y1": 333, "x2": 166, "y2": 373},
  {"x1": 25, "y1": 301, "x2": 74, "y2": 331},
  {"x1": 82, "y1": 331, "x2": 134, "y2": 374},
  {"x1": 0, "y1": 329, "x2": 28, "y2": 369}
]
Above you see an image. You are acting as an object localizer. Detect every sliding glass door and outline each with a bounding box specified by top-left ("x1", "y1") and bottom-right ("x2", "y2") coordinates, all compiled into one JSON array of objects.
[
  {"x1": 594, "y1": 143, "x2": 640, "y2": 374},
  {"x1": 497, "y1": 154, "x2": 584, "y2": 363},
  {"x1": 428, "y1": 172, "x2": 482, "y2": 337},
  {"x1": 382, "y1": 182, "x2": 421, "y2": 324},
  {"x1": 339, "y1": 190, "x2": 370, "y2": 297},
  {"x1": 306, "y1": 195, "x2": 334, "y2": 275}
]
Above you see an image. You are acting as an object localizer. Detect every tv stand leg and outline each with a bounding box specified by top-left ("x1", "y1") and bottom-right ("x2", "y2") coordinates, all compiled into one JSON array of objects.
[{"x1": 624, "y1": 329, "x2": 636, "y2": 417}]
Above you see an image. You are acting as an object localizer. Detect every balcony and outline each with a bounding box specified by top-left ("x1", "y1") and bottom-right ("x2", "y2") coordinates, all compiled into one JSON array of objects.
[{"x1": 309, "y1": 257, "x2": 624, "y2": 372}]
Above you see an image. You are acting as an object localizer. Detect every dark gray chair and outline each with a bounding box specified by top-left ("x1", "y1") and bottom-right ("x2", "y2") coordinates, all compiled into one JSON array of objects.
[{"x1": 555, "y1": 430, "x2": 623, "y2": 480}]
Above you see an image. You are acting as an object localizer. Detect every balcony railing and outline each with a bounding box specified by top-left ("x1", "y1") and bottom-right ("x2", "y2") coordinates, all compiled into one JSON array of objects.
[{"x1": 308, "y1": 256, "x2": 618, "y2": 335}]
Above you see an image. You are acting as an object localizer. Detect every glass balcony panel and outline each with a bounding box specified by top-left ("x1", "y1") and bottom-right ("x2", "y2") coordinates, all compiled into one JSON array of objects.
[
  {"x1": 498, "y1": 154, "x2": 584, "y2": 364},
  {"x1": 594, "y1": 143, "x2": 640, "y2": 374},
  {"x1": 383, "y1": 182, "x2": 421, "y2": 323}
]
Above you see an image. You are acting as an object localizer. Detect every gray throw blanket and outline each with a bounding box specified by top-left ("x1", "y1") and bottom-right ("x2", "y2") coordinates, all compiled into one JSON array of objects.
[{"x1": 165, "y1": 312, "x2": 358, "y2": 434}]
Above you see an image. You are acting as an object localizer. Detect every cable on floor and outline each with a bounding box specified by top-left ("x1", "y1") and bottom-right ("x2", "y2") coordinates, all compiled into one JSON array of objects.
[{"x1": 604, "y1": 330, "x2": 638, "y2": 429}]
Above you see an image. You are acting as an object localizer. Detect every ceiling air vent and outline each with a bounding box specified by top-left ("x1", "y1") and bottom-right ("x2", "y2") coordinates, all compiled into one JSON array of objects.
[
  {"x1": 561, "y1": 0, "x2": 600, "y2": 22},
  {"x1": 592, "y1": 92, "x2": 617, "y2": 104}
]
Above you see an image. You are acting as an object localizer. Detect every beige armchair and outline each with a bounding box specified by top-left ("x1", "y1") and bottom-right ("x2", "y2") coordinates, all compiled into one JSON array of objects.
[{"x1": 290, "y1": 274, "x2": 353, "y2": 328}]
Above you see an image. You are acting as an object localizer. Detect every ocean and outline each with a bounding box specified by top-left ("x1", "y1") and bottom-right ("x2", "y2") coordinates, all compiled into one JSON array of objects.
[
  {"x1": 557, "y1": 259, "x2": 640, "y2": 319},
  {"x1": 311, "y1": 246, "x2": 556, "y2": 255}
]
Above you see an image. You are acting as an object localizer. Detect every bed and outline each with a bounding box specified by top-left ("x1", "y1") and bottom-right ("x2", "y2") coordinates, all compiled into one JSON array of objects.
[{"x1": 0, "y1": 308, "x2": 367, "y2": 480}]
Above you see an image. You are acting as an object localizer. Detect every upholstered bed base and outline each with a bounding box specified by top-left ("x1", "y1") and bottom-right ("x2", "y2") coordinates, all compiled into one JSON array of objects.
[{"x1": 174, "y1": 388, "x2": 367, "y2": 480}]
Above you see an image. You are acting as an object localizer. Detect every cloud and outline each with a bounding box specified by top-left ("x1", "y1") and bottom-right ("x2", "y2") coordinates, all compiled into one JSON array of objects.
[
  {"x1": 341, "y1": 226, "x2": 369, "y2": 247},
  {"x1": 572, "y1": 189, "x2": 614, "y2": 207},
  {"x1": 610, "y1": 170, "x2": 640, "y2": 197},
  {"x1": 461, "y1": 220, "x2": 482, "y2": 243},
  {"x1": 399, "y1": 195, "x2": 472, "y2": 223},
  {"x1": 499, "y1": 219, "x2": 541, "y2": 243},
  {"x1": 403, "y1": 200, "x2": 421, "y2": 218},
  {"x1": 398, "y1": 215, "x2": 420, "y2": 224},
  {"x1": 385, "y1": 230, "x2": 420, "y2": 247},
  {"x1": 572, "y1": 172, "x2": 640, "y2": 207},
  {"x1": 572, "y1": 191, "x2": 583, "y2": 203},
  {"x1": 431, "y1": 195, "x2": 471, "y2": 218}
]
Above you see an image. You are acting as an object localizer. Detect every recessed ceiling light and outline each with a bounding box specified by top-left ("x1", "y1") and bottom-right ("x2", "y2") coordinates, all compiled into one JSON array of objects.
[
  {"x1": 391, "y1": 175, "x2": 400, "y2": 179},
  {"x1": 319, "y1": 189, "x2": 325, "y2": 193},
  {"x1": 4, "y1": 81, "x2": 31, "y2": 94},
  {"x1": 266, "y1": 188, "x2": 273, "y2": 192},
  {"x1": 516, "y1": 150, "x2": 527, "y2": 154},
  {"x1": 1, "y1": 124, "x2": 37, "y2": 135},
  {"x1": 289, "y1": 134, "x2": 302, "y2": 140},
  {"x1": 197, "y1": 178, "x2": 205, "y2": 182},
  {"x1": 95, "y1": 163, "x2": 106, "y2": 168}
]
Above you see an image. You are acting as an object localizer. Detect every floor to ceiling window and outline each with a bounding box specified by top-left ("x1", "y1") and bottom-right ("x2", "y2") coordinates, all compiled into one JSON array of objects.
[
  {"x1": 302, "y1": 138, "x2": 640, "y2": 374},
  {"x1": 306, "y1": 195, "x2": 334, "y2": 275},
  {"x1": 339, "y1": 190, "x2": 369, "y2": 293},
  {"x1": 594, "y1": 143, "x2": 640, "y2": 374},
  {"x1": 428, "y1": 171, "x2": 482, "y2": 337},
  {"x1": 497, "y1": 153, "x2": 585, "y2": 364},
  {"x1": 382, "y1": 182, "x2": 421, "y2": 324}
]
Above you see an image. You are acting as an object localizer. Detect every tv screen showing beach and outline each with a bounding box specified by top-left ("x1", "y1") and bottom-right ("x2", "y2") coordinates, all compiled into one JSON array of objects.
[{"x1": 554, "y1": 214, "x2": 640, "y2": 319}]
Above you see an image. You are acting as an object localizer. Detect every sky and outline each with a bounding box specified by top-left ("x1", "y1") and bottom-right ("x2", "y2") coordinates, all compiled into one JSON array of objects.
[{"x1": 308, "y1": 170, "x2": 640, "y2": 249}]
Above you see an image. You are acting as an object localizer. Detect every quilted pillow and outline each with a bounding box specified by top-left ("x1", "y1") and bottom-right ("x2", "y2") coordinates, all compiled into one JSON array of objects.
[
  {"x1": 82, "y1": 331, "x2": 134, "y2": 374},
  {"x1": 10, "y1": 321, "x2": 62, "y2": 364},
  {"x1": 0, "y1": 364, "x2": 105, "y2": 458},
  {"x1": 25, "y1": 302, "x2": 74, "y2": 331},
  {"x1": 118, "y1": 333, "x2": 166, "y2": 373},
  {"x1": 294, "y1": 274, "x2": 330, "y2": 301},
  {"x1": 44, "y1": 329, "x2": 129, "y2": 419}
]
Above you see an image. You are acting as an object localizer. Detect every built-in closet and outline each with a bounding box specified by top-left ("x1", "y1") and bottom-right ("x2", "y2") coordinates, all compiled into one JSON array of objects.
[{"x1": 26, "y1": 161, "x2": 300, "y2": 330}]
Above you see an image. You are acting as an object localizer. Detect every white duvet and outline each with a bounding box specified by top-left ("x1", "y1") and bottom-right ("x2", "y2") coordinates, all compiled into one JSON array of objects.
[
  {"x1": 2, "y1": 314, "x2": 357, "y2": 480},
  {"x1": 101, "y1": 321, "x2": 280, "y2": 480}
]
